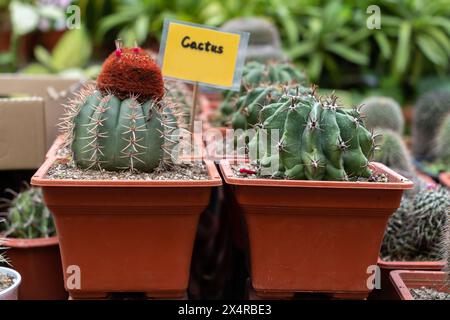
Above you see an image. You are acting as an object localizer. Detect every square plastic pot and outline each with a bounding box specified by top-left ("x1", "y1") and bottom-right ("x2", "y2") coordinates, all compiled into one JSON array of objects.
[
  {"x1": 3, "y1": 237, "x2": 67, "y2": 300},
  {"x1": 369, "y1": 258, "x2": 445, "y2": 300},
  {"x1": 390, "y1": 270, "x2": 449, "y2": 300},
  {"x1": 219, "y1": 160, "x2": 413, "y2": 299},
  {"x1": 31, "y1": 139, "x2": 222, "y2": 299}
]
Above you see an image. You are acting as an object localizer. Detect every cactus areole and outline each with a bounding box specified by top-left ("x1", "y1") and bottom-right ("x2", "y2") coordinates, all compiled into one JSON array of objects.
[{"x1": 62, "y1": 41, "x2": 182, "y2": 173}]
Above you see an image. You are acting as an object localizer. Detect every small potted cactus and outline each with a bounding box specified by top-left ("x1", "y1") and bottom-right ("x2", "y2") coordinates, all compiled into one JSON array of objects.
[
  {"x1": 0, "y1": 186, "x2": 66, "y2": 300},
  {"x1": 0, "y1": 229, "x2": 22, "y2": 300},
  {"x1": 31, "y1": 42, "x2": 222, "y2": 299},
  {"x1": 219, "y1": 88, "x2": 413, "y2": 299}
]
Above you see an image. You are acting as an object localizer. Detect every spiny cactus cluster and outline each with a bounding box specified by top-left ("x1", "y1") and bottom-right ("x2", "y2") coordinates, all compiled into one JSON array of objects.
[
  {"x1": 360, "y1": 96, "x2": 404, "y2": 134},
  {"x1": 61, "y1": 43, "x2": 184, "y2": 172},
  {"x1": 381, "y1": 181, "x2": 450, "y2": 261},
  {"x1": 221, "y1": 17, "x2": 284, "y2": 62},
  {"x1": 373, "y1": 128, "x2": 413, "y2": 174},
  {"x1": 164, "y1": 79, "x2": 193, "y2": 126},
  {"x1": 413, "y1": 91, "x2": 450, "y2": 159},
  {"x1": 245, "y1": 87, "x2": 377, "y2": 181},
  {"x1": 220, "y1": 61, "x2": 307, "y2": 119},
  {"x1": 1, "y1": 187, "x2": 55, "y2": 239}
]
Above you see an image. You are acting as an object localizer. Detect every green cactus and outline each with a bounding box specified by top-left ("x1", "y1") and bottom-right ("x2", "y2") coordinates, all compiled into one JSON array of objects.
[
  {"x1": 220, "y1": 61, "x2": 307, "y2": 125},
  {"x1": 413, "y1": 91, "x2": 450, "y2": 159},
  {"x1": 164, "y1": 79, "x2": 193, "y2": 126},
  {"x1": 360, "y1": 96, "x2": 404, "y2": 134},
  {"x1": 373, "y1": 128, "x2": 414, "y2": 173},
  {"x1": 435, "y1": 113, "x2": 450, "y2": 167},
  {"x1": 1, "y1": 187, "x2": 55, "y2": 239},
  {"x1": 381, "y1": 182, "x2": 449, "y2": 261},
  {"x1": 61, "y1": 46, "x2": 182, "y2": 172},
  {"x1": 221, "y1": 17, "x2": 284, "y2": 62},
  {"x1": 246, "y1": 89, "x2": 376, "y2": 181}
]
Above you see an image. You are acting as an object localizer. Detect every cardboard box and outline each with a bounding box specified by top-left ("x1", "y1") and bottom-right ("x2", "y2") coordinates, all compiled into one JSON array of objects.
[
  {"x1": 0, "y1": 98, "x2": 46, "y2": 170},
  {"x1": 0, "y1": 74, "x2": 82, "y2": 170}
]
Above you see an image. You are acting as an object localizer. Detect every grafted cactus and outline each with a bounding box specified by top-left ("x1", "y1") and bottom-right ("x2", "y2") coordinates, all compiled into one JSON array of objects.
[
  {"x1": 360, "y1": 96, "x2": 404, "y2": 134},
  {"x1": 247, "y1": 88, "x2": 376, "y2": 181},
  {"x1": 61, "y1": 44, "x2": 182, "y2": 172}
]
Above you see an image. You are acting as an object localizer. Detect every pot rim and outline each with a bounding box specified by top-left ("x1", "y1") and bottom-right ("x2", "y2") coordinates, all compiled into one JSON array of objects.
[
  {"x1": 0, "y1": 267, "x2": 22, "y2": 298},
  {"x1": 219, "y1": 160, "x2": 413, "y2": 190},
  {"x1": 2, "y1": 236, "x2": 58, "y2": 249},
  {"x1": 390, "y1": 270, "x2": 448, "y2": 300},
  {"x1": 32, "y1": 138, "x2": 222, "y2": 188},
  {"x1": 439, "y1": 172, "x2": 450, "y2": 186},
  {"x1": 377, "y1": 257, "x2": 445, "y2": 270}
]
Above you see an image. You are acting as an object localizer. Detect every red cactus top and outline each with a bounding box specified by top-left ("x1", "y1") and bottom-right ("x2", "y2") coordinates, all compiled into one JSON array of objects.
[{"x1": 97, "y1": 47, "x2": 165, "y2": 102}]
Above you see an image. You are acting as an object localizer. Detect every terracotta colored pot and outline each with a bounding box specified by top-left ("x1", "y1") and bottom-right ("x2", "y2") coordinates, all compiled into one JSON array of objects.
[
  {"x1": 390, "y1": 270, "x2": 449, "y2": 300},
  {"x1": 0, "y1": 267, "x2": 21, "y2": 300},
  {"x1": 31, "y1": 139, "x2": 222, "y2": 299},
  {"x1": 219, "y1": 160, "x2": 413, "y2": 299},
  {"x1": 369, "y1": 258, "x2": 445, "y2": 300},
  {"x1": 3, "y1": 237, "x2": 67, "y2": 300},
  {"x1": 439, "y1": 172, "x2": 450, "y2": 188}
]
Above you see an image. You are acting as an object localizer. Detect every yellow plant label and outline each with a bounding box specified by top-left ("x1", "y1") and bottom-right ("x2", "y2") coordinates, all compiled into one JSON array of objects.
[{"x1": 159, "y1": 20, "x2": 248, "y2": 90}]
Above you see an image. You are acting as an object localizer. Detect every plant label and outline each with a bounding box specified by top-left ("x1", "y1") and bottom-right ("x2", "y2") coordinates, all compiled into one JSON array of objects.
[{"x1": 158, "y1": 19, "x2": 249, "y2": 91}]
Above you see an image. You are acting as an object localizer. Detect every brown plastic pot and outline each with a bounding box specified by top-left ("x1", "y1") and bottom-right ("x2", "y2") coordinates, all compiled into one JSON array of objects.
[
  {"x1": 369, "y1": 258, "x2": 445, "y2": 300},
  {"x1": 439, "y1": 172, "x2": 450, "y2": 188},
  {"x1": 31, "y1": 139, "x2": 222, "y2": 299},
  {"x1": 3, "y1": 237, "x2": 67, "y2": 300},
  {"x1": 390, "y1": 270, "x2": 449, "y2": 300},
  {"x1": 219, "y1": 160, "x2": 413, "y2": 299}
]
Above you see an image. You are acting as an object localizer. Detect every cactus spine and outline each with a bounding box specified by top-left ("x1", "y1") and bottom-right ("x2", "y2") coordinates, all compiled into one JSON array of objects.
[
  {"x1": 61, "y1": 44, "x2": 182, "y2": 172},
  {"x1": 360, "y1": 96, "x2": 404, "y2": 134},
  {"x1": 413, "y1": 91, "x2": 450, "y2": 159},
  {"x1": 435, "y1": 113, "x2": 450, "y2": 168},
  {"x1": 247, "y1": 88, "x2": 376, "y2": 181}
]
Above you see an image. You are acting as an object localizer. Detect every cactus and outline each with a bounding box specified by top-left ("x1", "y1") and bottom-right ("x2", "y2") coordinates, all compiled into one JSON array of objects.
[
  {"x1": 246, "y1": 88, "x2": 376, "y2": 181},
  {"x1": 220, "y1": 61, "x2": 307, "y2": 125},
  {"x1": 381, "y1": 182, "x2": 450, "y2": 261},
  {"x1": 435, "y1": 113, "x2": 450, "y2": 168},
  {"x1": 164, "y1": 79, "x2": 193, "y2": 126},
  {"x1": 61, "y1": 43, "x2": 183, "y2": 172},
  {"x1": 1, "y1": 187, "x2": 55, "y2": 239},
  {"x1": 221, "y1": 17, "x2": 284, "y2": 62},
  {"x1": 373, "y1": 128, "x2": 414, "y2": 173},
  {"x1": 360, "y1": 96, "x2": 404, "y2": 134},
  {"x1": 413, "y1": 91, "x2": 450, "y2": 159}
]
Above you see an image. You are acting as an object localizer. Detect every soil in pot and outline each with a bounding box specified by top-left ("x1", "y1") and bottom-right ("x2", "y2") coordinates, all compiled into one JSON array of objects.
[
  {"x1": 410, "y1": 287, "x2": 450, "y2": 300},
  {"x1": 0, "y1": 271, "x2": 14, "y2": 291},
  {"x1": 390, "y1": 270, "x2": 449, "y2": 300}
]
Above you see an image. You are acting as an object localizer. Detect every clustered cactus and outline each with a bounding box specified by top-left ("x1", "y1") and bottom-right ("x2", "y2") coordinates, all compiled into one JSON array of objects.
[
  {"x1": 0, "y1": 187, "x2": 55, "y2": 239},
  {"x1": 434, "y1": 113, "x2": 450, "y2": 170},
  {"x1": 221, "y1": 17, "x2": 285, "y2": 63},
  {"x1": 219, "y1": 61, "x2": 307, "y2": 120},
  {"x1": 360, "y1": 96, "x2": 404, "y2": 134},
  {"x1": 245, "y1": 87, "x2": 376, "y2": 181},
  {"x1": 413, "y1": 90, "x2": 450, "y2": 160},
  {"x1": 61, "y1": 43, "x2": 184, "y2": 172},
  {"x1": 381, "y1": 181, "x2": 450, "y2": 261}
]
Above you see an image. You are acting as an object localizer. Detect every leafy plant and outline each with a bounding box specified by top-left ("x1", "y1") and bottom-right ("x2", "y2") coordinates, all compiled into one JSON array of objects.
[
  {"x1": 21, "y1": 27, "x2": 100, "y2": 78},
  {"x1": 287, "y1": 1, "x2": 371, "y2": 83},
  {"x1": 376, "y1": 0, "x2": 450, "y2": 85},
  {"x1": 0, "y1": 186, "x2": 55, "y2": 239}
]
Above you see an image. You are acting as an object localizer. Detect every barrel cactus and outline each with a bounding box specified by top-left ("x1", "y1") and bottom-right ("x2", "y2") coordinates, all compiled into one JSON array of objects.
[
  {"x1": 61, "y1": 43, "x2": 182, "y2": 172},
  {"x1": 381, "y1": 182, "x2": 450, "y2": 261},
  {"x1": 373, "y1": 128, "x2": 413, "y2": 174},
  {"x1": 413, "y1": 91, "x2": 450, "y2": 159},
  {"x1": 221, "y1": 17, "x2": 284, "y2": 62},
  {"x1": 246, "y1": 89, "x2": 376, "y2": 181},
  {"x1": 360, "y1": 96, "x2": 404, "y2": 134}
]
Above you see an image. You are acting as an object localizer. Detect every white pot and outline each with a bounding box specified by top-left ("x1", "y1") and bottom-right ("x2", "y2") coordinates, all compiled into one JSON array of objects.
[{"x1": 0, "y1": 267, "x2": 21, "y2": 300}]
